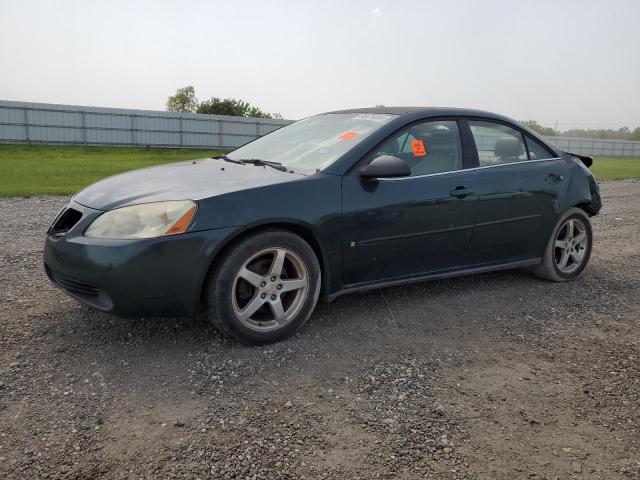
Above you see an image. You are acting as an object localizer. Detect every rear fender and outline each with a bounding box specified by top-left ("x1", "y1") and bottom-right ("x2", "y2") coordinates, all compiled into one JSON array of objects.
[{"x1": 562, "y1": 154, "x2": 601, "y2": 216}]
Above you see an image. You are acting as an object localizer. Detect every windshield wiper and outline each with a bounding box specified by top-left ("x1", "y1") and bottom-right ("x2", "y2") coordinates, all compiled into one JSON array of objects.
[
  {"x1": 213, "y1": 155, "x2": 291, "y2": 172},
  {"x1": 240, "y1": 158, "x2": 290, "y2": 172},
  {"x1": 213, "y1": 155, "x2": 246, "y2": 165}
]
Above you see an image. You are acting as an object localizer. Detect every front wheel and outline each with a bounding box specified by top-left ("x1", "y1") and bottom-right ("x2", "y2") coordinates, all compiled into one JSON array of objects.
[
  {"x1": 531, "y1": 207, "x2": 593, "y2": 282},
  {"x1": 205, "y1": 230, "x2": 321, "y2": 345}
]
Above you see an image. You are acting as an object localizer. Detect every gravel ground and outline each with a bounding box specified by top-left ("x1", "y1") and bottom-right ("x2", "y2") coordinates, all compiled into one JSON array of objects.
[{"x1": 1, "y1": 180, "x2": 638, "y2": 479}]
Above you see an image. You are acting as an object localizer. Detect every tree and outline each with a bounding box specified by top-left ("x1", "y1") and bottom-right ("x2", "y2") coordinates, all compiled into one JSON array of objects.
[
  {"x1": 166, "y1": 86, "x2": 282, "y2": 118},
  {"x1": 197, "y1": 97, "x2": 279, "y2": 119},
  {"x1": 631, "y1": 127, "x2": 640, "y2": 141},
  {"x1": 521, "y1": 120, "x2": 556, "y2": 136},
  {"x1": 562, "y1": 127, "x2": 636, "y2": 140},
  {"x1": 166, "y1": 86, "x2": 198, "y2": 113}
]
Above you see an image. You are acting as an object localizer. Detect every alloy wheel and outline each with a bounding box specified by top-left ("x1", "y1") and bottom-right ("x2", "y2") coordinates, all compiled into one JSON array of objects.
[
  {"x1": 554, "y1": 217, "x2": 589, "y2": 274},
  {"x1": 231, "y1": 247, "x2": 309, "y2": 332}
]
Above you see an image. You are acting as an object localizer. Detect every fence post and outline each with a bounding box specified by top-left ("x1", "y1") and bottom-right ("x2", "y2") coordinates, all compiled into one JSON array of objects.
[
  {"x1": 130, "y1": 114, "x2": 135, "y2": 146},
  {"x1": 81, "y1": 110, "x2": 87, "y2": 146},
  {"x1": 256, "y1": 121, "x2": 260, "y2": 140},
  {"x1": 179, "y1": 116, "x2": 183, "y2": 148},
  {"x1": 24, "y1": 106, "x2": 30, "y2": 143},
  {"x1": 219, "y1": 119, "x2": 223, "y2": 150}
]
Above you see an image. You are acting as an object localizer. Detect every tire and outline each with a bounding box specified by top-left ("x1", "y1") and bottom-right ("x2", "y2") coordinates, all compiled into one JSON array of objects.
[
  {"x1": 205, "y1": 229, "x2": 321, "y2": 345},
  {"x1": 531, "y1": 207, "x2": 593, "y2": 282}
]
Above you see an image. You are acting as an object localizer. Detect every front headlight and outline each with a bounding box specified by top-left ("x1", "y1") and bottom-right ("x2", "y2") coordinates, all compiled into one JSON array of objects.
[{"x1": 84, "y1": 200, "x2": 197, "y2": 239}]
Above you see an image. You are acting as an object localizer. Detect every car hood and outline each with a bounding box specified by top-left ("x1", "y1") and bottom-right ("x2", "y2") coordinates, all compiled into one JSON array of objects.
[{"x1": 73, "y1": 158, "x2": 303, "y2": 211}]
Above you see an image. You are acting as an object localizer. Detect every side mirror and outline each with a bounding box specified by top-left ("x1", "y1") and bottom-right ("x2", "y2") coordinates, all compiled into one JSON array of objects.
[{"x1": 359, "y1": 155, "x2": 411, "y2": 179}]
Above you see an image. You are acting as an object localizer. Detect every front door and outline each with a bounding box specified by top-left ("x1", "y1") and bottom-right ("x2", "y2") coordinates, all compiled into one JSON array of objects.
[{"x1": 341, "y1": 119, "x2": 478, "y2": 286}]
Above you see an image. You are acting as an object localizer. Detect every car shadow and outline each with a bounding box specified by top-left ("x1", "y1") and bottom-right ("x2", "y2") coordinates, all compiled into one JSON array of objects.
[{"x1": 45, "y1": 267, "x2": 535, "y2": 348}]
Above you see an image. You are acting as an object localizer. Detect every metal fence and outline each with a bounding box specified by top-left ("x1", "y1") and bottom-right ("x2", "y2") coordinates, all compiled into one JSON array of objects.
[
  {"x1": 1, "y1": 100, "x2": 639, "y2": 156},
  {"x1": 0, "y1": 100, "x2": 291, "y2": 150},
  {"x1": 544, "y1": 136, "x2": 640, "y2": 157}
]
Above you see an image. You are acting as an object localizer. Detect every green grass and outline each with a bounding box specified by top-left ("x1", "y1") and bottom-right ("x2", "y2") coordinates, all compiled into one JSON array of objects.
[
  {"x1": 590, "y1": 157, "x2": 640, "y2": 180},
  {"x1": 0, "y1": 145, "x2": 638, "y2": 196},
  {"x1": 0, "y1": 144, "x2": 223, "y2": 196}
]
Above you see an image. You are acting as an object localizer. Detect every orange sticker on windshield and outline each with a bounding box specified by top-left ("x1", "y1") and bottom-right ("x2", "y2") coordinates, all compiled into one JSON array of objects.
[
  {"x1": 410, "y1": 139, "x2": 426, "y2": 157},
  {"x1": 339, "y1": 130, "x2": 359, "y2": 141}
]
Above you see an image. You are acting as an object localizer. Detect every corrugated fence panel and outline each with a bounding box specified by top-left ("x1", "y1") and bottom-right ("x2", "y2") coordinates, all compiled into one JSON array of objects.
[
  {"x1": 28, "y1": 109, "x2": 82, "y2": 127},
  {"x1": 546, "y1": 136, "x2": 640, "y2": 157},
  {"x1": 1, "y1": 100, "x2": 638, "y2": 156},
  {"x1": 85, "y1": 112, "x2": 130, "y2": 129},
  {"x1": 0, "y1": 106, "x2": 25, "y2": 125},
  {"x1": 182, "y1": 133, "x2": 219, "y2": 147},
  {"x1": 135, "y1": 131, "x2": 181, "y2": 146},
  {"x1": 135, "y1": 116, "x2": 181, "y2": 132},
  {"x1": 85, "y1": 128, "x2": 132, "y2": 145},
  {"x1": 30, "y1": 126, "x2": 84, "y2": 143},
  {"x1": 181, "y1": 118, "x2": 220, "y2": 133},
  {"x1": 1, "y1": 125, "x2": 26, "y2": 141}
]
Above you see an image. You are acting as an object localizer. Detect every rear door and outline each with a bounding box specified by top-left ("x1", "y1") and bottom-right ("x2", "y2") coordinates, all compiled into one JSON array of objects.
[
  {"x1": 466, "y1": 119, "x2": 570, "y2": 265},
  {"x1": 341, "y1": 119, "x2": 479, "y2": 286}
]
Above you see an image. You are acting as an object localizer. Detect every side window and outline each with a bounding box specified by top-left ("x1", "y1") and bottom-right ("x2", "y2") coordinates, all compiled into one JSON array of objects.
[
  {"x1": 525, "y1": 135, "x2": 555, "y2": 160},
  {"x1": 469, "y1": 121, "x2": 527, "y2": 166},
  {"x1": 372, "y1": 120, "x2": 462, "y2": 176}
]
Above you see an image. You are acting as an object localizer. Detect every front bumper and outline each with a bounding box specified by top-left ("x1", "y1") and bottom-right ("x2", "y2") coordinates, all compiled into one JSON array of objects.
[{"x1": 43, "y1": 200, "x2": 237, "y2": 317}]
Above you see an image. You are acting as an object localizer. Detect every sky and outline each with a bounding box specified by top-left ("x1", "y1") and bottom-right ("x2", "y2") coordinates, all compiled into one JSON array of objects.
[{"x1": 1, "y1": 0, "x2": 639, "y2": 130}]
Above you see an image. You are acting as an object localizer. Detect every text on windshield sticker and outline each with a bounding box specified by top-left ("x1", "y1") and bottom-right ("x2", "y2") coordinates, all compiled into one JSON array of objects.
[{"x1": 410, "y1": 139, "x2": 427, "y2": 157}]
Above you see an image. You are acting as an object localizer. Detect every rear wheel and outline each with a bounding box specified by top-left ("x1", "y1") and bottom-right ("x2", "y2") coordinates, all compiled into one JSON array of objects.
[
  {"x1": 531, "y1": 207, "x2": 593, "y2": 282},
  {"x1": 205, "y1": 230, "x2": 321, "y2": 345}
]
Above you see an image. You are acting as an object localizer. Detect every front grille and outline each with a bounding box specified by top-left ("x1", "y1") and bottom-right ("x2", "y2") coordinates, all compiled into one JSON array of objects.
[
  {"x1": 45, "y1": 264, "x2": 99, "y2": 297},
  {"x1": 49, "y1": 208, "x2": 82, "y2": 237}
]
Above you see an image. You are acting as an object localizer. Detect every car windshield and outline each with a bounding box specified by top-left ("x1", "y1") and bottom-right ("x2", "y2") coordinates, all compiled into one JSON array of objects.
[{"x1": 226, "y1": 113, "x2": 397, "y2": 172}]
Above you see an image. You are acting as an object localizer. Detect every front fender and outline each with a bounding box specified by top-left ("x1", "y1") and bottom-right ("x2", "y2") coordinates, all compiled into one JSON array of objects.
[{"x1": 190, "y1": 173, "x2": 343, "y2": 302}]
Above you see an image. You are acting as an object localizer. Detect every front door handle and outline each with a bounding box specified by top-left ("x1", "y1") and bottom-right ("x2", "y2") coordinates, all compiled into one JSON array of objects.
[{"x1": 449, "y1": 186, "x2": 475, "y2": 198}]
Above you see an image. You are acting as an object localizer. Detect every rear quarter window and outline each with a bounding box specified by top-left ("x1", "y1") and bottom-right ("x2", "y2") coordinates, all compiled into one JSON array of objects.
[{"x1": 525, "y1": 135, "x2": 556, "y2": 160}]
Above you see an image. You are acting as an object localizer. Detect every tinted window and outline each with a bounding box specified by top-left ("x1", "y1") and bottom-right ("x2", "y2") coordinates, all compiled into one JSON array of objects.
[
  {"x1": 525, "y1": 135, "x2": 555, "y2": 160},
  {"x1": 372, "y1": 120, "x2": 462, "y2": 176},
  {"x1": 469, "y1": 121, "x2": 527, "y2": 166}
]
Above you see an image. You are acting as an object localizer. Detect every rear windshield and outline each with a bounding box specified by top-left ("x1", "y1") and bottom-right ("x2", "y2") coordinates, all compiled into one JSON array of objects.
[{"x1": 227, "y1": 113, "x2": 396, "y2": 172}]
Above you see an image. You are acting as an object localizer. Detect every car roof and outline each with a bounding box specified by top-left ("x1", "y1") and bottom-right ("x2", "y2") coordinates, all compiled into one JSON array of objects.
[{"x1": 325, "y1": 106, "x2": 515, "y2": 122}]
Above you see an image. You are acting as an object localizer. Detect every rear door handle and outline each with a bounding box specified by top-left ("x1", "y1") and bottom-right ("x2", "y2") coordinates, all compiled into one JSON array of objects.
[
  {"x1": 545, "y1": 173, "x2": 564, "y2": 184},
  {"x1": 449, "y1": 186, "x2": 475, "y2": 198}
]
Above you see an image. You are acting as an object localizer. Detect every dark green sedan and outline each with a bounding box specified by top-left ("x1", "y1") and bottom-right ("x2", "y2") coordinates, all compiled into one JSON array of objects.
[{"x1": 44, "y1": 107, "x2": 602, "y2": 344}]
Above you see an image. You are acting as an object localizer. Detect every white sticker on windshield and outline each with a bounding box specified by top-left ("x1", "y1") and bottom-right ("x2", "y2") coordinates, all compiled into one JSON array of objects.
[{"x1": 352, "y1": 113, "x2": 394, "y2": 123}]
